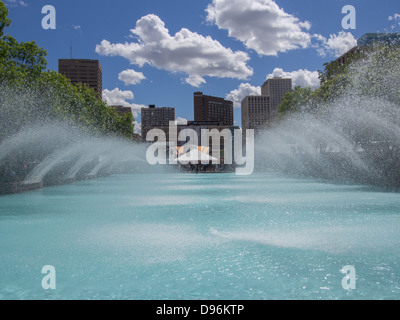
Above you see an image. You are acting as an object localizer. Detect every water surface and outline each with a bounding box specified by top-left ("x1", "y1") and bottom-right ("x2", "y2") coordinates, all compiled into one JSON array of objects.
[{"x1": 1, "y1": 172, "x2": 400, "y2": 299}]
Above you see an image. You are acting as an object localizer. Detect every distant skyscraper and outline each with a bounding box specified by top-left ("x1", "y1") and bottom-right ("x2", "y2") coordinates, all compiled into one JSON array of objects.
[
  {"x1": 141, "y1": 105, "x2": 175, "y2": 141},
  {"x1": 241, "y1": 95, "x2": 270, "y2": 132},
  {"x1": 194, "y1": 92, "x2": 233, "y2": 126},
  {"x1": 58, "y1": 59, "x2": 103, "y2": 99},
  {"x1": 241, "y1": 77, "x2": 292, "y2": 132},
  {"x1": 261, "y1": 77, "x2": 292, "y2": 118}
]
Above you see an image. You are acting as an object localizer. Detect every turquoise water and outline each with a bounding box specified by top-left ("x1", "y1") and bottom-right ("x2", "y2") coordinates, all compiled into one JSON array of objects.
[{"x1": 1, "y1": 172, "x2": 400, "y2": 300}]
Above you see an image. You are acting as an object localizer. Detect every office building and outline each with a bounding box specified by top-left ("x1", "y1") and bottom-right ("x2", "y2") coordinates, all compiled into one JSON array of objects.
[
  {"x1": 241, "y1": 96, "x2": 270, "y2": 132},
  {"x1": 141, "y1": 105, "x2": 175, "y2": 142},
  {"x1": 58, "y1": 59, "x2": 102, "y2": 99},
  {"x1": 241, "y1": 77, "x2": 292, "y2": 132},
  {"x1": 335, "y1": 46, "x2": 366, "y2": 65},
  {"x1": 194, "y1": 92, "x2": 233, "y2": 126},
  {"x1": 261, "y1": 77, "x2": 292, "y2": 118},
  {"x1": 336, "y1": 33, "x2": 400, "y2": 65}
]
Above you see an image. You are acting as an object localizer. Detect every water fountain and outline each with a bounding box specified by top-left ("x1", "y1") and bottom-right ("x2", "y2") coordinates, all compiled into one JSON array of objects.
[
  {"x1": 0, "y1": 115, "x2": 151, "y2": 194},
  {"x1": 1, "y1": 47, "x2": 400, "y2": 300},
  {"x1": 255, "y1": 48, "x2": 400, "y2": 187}
]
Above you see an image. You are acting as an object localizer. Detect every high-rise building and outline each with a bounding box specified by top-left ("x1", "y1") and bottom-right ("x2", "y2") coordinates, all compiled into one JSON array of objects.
[
  {"x1": 58, "y1": 59, "x2": 103, "y2": 99},
  {"x1": 241, "y1": 77, "x2": 292, "y2": 132},
  {"x1": 336, "y1": 33, "x2": 400, "y2": 65},
  {"x1": 194, "y1": 92, "x2": 233, "y2": 126},
  {"x1": 141, "y1": 105, "x2": 175, "y2": 142},
  {"x1": 261, "y1": 77, "x2": 292, "y2": 118},
  {"x1": 241, "y1": 96, "x2": 270, "y2": 132}
]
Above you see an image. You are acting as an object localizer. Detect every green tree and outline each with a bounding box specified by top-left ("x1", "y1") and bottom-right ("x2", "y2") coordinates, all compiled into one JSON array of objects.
[
  {"x1": 0, "y1": 1, "x2": 10, "y2": 36},
  {"x1": 278, "y1": 86, "x2": 315, "y2": 116},
  {"x1": 0, "y1": 0, "x2": 134, "y2": 140},
  {"x1": 318, "y1": 48, "x2": 367, "y2": 84},
  {"x1": 0, "y1": 1, "x2": 47, "y2": 83}
]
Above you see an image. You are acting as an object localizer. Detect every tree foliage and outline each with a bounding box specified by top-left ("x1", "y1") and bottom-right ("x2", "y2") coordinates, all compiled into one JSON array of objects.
[
  {"x1": 278, "y1": 86, "x2": 315, "y2": 116},
  {"x1": 0, "y1": 1, "x2": 10, "y2": 37},
  {"x1": 277, "y1": 44, "x2": 400, "y2": 118},
  {"x1": 0, "y1": 1, "x2": 134, "y2": 140}
]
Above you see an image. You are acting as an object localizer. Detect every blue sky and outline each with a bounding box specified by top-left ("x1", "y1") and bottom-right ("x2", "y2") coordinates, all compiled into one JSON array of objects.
[{"x1": 3, "y1": 0, "x2": 400, "y2": 132}]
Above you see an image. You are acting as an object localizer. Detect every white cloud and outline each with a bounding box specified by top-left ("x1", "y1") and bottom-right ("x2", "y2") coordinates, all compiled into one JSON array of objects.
[
  {"x1": 118, "y1": 69, "x2": 146, "y2": 86},
  {"x1": 184, "y1": 75, "x2": 206, "y2": 87},
  {"x1": 73, "y1": 25, "x2": 81, "y2": 31},
  {"x1": 5, "y1": 0, "x2": 27, "y2": 7},
  {"x1": 133, "y1": 120, "x2": 141, "y2": 135},
  {"x1": 267, "y1": 68, "x2": 320, "y2": 89},
  {"x1": 96, "y1": 14, "x2": 253, "y2": 87},
  {"x1": 102, "y1": 88, "x2": 147, "y2": 118},
  {"x1": 226, "y1": 83, "x2": 261, "y2": 108},
  {"x1": 176, "y1": 117, "x2": 188, "y2": 125},
  {"x1": 315, "y1": 31, "x2": 357, "y2": 58},
  {"x1": 206, "y1": 0, "x2": 312, "y2": 56},
  {"x1": 205, "y1": 0, "x2": 358, "y2": 59}
]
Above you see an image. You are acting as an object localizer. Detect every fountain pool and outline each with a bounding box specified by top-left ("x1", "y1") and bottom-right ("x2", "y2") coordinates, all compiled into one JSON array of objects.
[{"x1": 0, "y1": 172, "x2": 400, "y2": 300}]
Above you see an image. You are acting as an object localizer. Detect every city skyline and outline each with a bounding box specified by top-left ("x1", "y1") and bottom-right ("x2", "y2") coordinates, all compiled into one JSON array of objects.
[{"x1": 4, "y1": 0, "x2": 400, "y2": 133}]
